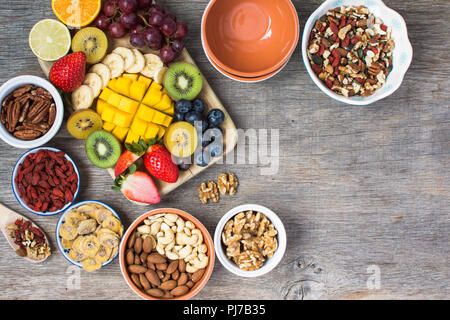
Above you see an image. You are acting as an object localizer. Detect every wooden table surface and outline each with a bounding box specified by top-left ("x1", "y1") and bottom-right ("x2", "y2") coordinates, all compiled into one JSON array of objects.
[{"x1": 0, "y1": 0, "x2": 448, "y2": 300}]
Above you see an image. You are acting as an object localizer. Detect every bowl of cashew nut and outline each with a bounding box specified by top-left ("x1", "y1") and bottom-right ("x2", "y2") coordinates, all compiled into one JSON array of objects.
[{"x1": 119, "y1": 208, "x2": 215, "y2": 300}]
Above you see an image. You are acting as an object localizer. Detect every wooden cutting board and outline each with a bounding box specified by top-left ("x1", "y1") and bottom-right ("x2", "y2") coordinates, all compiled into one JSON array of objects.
[{"x1": 38, "y1": 36, "x2": 238, "y2": 204}]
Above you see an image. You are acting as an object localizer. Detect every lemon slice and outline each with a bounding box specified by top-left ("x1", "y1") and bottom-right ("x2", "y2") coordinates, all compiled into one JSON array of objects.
[{"x1": 29, "y1": 19, "x2": 71, "y2": 61}]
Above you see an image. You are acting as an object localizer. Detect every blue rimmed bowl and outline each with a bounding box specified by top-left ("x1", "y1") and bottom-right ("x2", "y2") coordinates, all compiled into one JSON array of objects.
[
  {"x1": 56, "y1": 200, "x2": 122, "y2": 270},
  {"x1": 11, "y1": 147, "x2": 80, "y2": 216},
  {"x1": 302, "y1": 0, "x2": 413, "y2": 105}
]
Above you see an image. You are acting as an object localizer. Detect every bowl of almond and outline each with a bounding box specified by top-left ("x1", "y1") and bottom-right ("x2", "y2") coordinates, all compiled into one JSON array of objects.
[
  {"x1": 214, "y1": 204, "x2": 287, "y2": 277},
  {"x1": 119, "y1": 208, "x2": 214, "y2": 300},
  {"x1": 0, "y1": 75, "x2": 64, "y2": 148}
]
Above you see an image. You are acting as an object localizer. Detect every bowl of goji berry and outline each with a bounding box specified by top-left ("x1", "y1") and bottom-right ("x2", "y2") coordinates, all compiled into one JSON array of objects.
[{"x1": 12, "y1": 147, "x2": 80, "y2": 216}]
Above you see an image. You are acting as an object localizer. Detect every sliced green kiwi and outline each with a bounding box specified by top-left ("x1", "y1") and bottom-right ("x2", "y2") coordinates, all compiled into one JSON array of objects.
[
  {"x1": 71, "y1": 27, "x2": 108, "y2": 64},
  {"x1": 164, "y1": 62, "x2": 203, "y2": 101},
  {"x1": 85, "y1": 130, "x2": 121, "y2": 168},
  {"x1": 67, "y1": 109, "x2": 103, "y2": 140}
]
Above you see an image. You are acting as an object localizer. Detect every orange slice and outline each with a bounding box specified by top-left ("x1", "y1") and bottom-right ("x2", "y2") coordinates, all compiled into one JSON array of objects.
[{"x1": 52, "y1": 0, "x2": 101, "y2": 28}]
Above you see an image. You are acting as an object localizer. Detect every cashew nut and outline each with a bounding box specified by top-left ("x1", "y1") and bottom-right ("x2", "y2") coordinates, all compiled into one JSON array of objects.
[
  {"x1": 156, "y1": 242, "x2": 165, "y2": 255},
  {"x1": 191, "y1": 229, "x2": 203, "y2": 246},
  {"x1": 150, "y1": 221, "x2": 161, "y2": 235},
  {"x1": 176, "y1": 218, "x2": 185, "y2": 233},
  {"x1": 164, "y1": 213, "x2": 179, "y2": 223},
  {"x1": 178, "y1": 245, "x2": 192, "y2": 260},
  {"x1": 185, "y1": 221, "x2": 195, "y2": 229},
  {"x1": 157, "y1": 229, "x2": 174, "y2": 245},
  {"x1": 166, "y1": 250, "x2": 179, "y2": 260},
  {"x1": 137, "y1": 225, "x2": 151, "y2": 234},
  {"x1": 160, "y1": 222, "x2": 170, "y2": 231},
  {"x1": 198, "y1": 243, "x2": 207, "y2": 254}
]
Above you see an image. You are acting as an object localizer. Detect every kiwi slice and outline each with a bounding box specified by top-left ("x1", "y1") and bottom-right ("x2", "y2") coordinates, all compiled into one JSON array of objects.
[
  {"x1": 164, "y1": 62, "x2": 203, "y2": 101},
  {"x1": 85, "y1": 130, "x2": 121, "y2": 168},
  {"x1": 71, "y1": 27, "x2": 108, "y2": 64},
  {"x1": 67, "y1": 109, "x2": 103, "y2": 140}
]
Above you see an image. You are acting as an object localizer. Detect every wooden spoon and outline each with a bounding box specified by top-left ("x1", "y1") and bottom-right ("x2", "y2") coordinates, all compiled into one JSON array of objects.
[{"x1": 0, "y1": 202, "x2": 50, "y2": 263}]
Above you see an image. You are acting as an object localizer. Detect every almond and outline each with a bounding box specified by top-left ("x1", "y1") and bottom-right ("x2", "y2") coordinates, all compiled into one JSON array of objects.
[
  {"x1": 127, "y1": 231, "x2": 136, "y2": 249},
  {"x1": 140, "y1": 252, "x2": 148, "y2": 264},
  {"x1": 177, "y1": 272, "x2": 188, "y2": 286},
  {"x1": 142, "y1": 236, "x2": 153, "y2": 253},
  {"x1": 145, "y1": 269, "x2": 161, "y2": 287},
  {"x1": 128, "y1": 264, "x2": 147, "y2": 274},
  {"x1": 156, "y1": 263, "x2": 167, "y2": 271},
  {"x1": 159, "y1": 280, "x2": 177, "y2": 291},
  {"x1": 170, "y1": 285, "x2": 189, "y2": 297},
  {"x1": 171, "y1": 269, "x2": 180, "y2": 281},
  {"x1": 134, "y1": 237, "x2": 143, "y2": 254},
  {"x1": 139, "y1": 273, "x2": 151, "y2": 290},
  {"x1": 126, "y1": 249, "x2": 134, "y2": 265},
  {"x1": 191, "y1": 268, "x2": 205, "y2": 283},
  {"x1": 178, "y1": 259, "x2": 186, "y2": 272},
  {"x1": 147, "y1": 262, "x2": 156, "y2": 270},
  {"x1": 166, "y1": 260, "x2": 179, "y2": 274},
  {"x1": 131, "y1": 273, "x2": 142, "y2": 288},
  {"x1": 186, "y1": 280, "x2": 195, "y2": 288},
  {"x1": 146, "y1": 288, "x2": 164, "y2": 298},
  {"x1": 147, "y1": 252, "x2": 166, "y2": 264}
]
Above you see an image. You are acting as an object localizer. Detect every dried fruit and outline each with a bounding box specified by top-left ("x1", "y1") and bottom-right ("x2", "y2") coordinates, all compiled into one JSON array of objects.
[{"x1": 6, "y1": 218, "x2": 50, "y2": 260}]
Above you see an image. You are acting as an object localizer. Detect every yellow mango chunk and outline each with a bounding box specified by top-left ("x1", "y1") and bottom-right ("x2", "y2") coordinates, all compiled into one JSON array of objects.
[
  {"x1": 157, "y1": 125, "x2": 166, "y2": 141},
  {"x1": 107, "y1": 78, "x2": 118, "y2": 91},
  {"x1": 113, "y1": 110, "x2": 133, "y2": 128},
  {"x1": 112, "y1": 126, "x2": 129, "y2": 142},
  {"x1": 162, "y1": 102, "x2": 174, "y2": 116},
  {"x1": 136, "y1": 104, "x2": 156, "y2": 122},
  {"x1": 103, "y1": 121, "x2": 115, "y2": 133},
  {"x1": 138, "y1": 75, "x2": 152, "y2": 90},
  {"x1": 161, "y1": 115, "x2": 173, "y2": 127},
  {"x1": 130, "y1": 117, "x2": 148, "y2": 136},
  {"x1": 115, "y1": 77, "x2": 132, "y2": 97},
  {"x1": 99, "y1": 87, "x2": 114, "y2": 101},
  {"x1": 150, "y1": 81, "x2": 163, "y2": 92},
  {"x1": 142, "y1": 88, "x2": 162, "y2": 107},
  {"x1": 154, "y1": 94, "x2": 172, "y2": 111},
  {"x1": 129, "y1": 81, "x2": 147, "y2": 102},
  {"x1": 152, "y1": 111, "x2": 169, "y2": 126},
  {"x1": 101, "y1": 104, "x2": 117, "y2": 123},
  {"x1": 118, "y1": 96, "x2": 139, "y2": 114},
  {"x1": 96, "y1": 99, "x2": 111, "y2": 115},
  {"x1": 107, "y1": 92, "x2": 123, "y2": 108},
  {"x1": 122, "y1": 73, "x2": 139, "y2": 81},
  {"x1": 125, "y1": 130, "x2": 140, "y2": 145},
  {"x1": 144, "y1": 122, "x2": 160, "y2": 140}
]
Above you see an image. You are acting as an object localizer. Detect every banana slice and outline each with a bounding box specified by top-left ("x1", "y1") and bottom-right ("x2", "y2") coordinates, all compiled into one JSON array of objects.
[
  {"x1": 112, "y1": 47, "x2": 136, "y2": 72},
  {"x1": 89, "y1": 63, "x2": 111, "y2": 88},
  {"x1": 102, "y1": 53, "x2": 125, "y2": 79},
  {"x1": 154, "y1": 66, "x2": 168, "y2": 84},
  {"x1": 141, "y1": 53, "x2": 164, "y2": 79},
  {"x1": 71, "y1": 85, "x2": 94, "y2": 110},
  {"x1": 126, "y1": 48, "x2": 146, "y2": 73},
  {"x1": 83, "y1": 73, "x2": 103, "y2": 97}
]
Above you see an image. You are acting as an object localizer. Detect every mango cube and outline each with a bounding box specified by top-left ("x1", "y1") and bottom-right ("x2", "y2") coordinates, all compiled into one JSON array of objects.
[
  {"x1": 122, "y1": 73, "x2": 139, "y2": 81},
  {"x1": 136, "y1": 104, "x2": 156, "y2": 122},
  {"x1": 144, "y1": 122, "x2": 160, "y2": 140},
  {"x1": 129, "y1": 81, "x2": 147, "y2": 102},
  {"x1": 113, "y1": 110, "x2": 133, "y2": 128},
  {"x1": 101, "y1": 104, "x2": 117, "y2": 123},
  {"x1": 107, "y1": 92, "x2": 123, "y2": 107},
  {"x1": 115, "y1": 77, "x2": 132, "y2": 97},
  {"x1": 112, "y1": 126, "x2": 129, "y2": 142},
  {"x1": 138, "y1": 76, "x2": 152, "y2": 90},
  {"x1": 130, "y1": 117, "x2": 148, "y2": 136},
  {"x1": 125, "y1": 130, "x2": 140, "y2": 145},
  {"x1": 103, "y1": 121, "x2": 115, "y2": 132},
  {"x1": 157, "y1": 126, "x2": 166, "y2": 140},
  {"x1": 118, "y1": 97, "x2": 139, "y2": 114},
  {"x1": 142, "y1": 88, "x2": 162, "y2": 107},
  {"x1": 152, "y1": 111, "x2": 168, "y2": 126},
  {"x1": 99, "y1": 87, "x2": 114, "y2": 101},
  {"x1": 96, "y1": 99, "x2": 110, "y2": 115}
]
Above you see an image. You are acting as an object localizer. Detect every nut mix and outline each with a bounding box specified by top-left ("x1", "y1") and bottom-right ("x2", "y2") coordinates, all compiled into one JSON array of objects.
[
  {"x1": 308, "y1": 5, "x2": 395, "y2": 97},
  {"x1": 222, "y1": 211, "x2": 278, "y2": 271},
  {"x1": 1, "y1": 85, "x2": 56, "y2": 140},
  {"x1": 59, "y1": 202, "x2": 123, "y2": 272},
  {"x1": 125, "y1": 213, "x2": 209, "y2": 299},
  {"x1": 14, "y1": 149, "x2": 78, "y2": 212},
  {"x1": 6, "y1": 218, "x2": 50, "y2": 260}
]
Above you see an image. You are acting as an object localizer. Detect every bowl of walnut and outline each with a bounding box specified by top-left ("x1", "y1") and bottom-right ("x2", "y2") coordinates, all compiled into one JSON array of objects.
[
  {"x1": 0, "y1": 75, "x2": 64, "y2": 148},
  {"x1": 302, "y1": 0, "x2": 413, "y2": 105},
  {"x1": 214, "y1": 204, "x2": 287, "y2": 277}
]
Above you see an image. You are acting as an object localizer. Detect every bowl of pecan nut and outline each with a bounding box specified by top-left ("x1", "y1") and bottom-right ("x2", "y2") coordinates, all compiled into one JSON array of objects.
[
  {"x1": 0, "y1": 75, "x2": 64, "y2": 148},
  {"x1": 302, "y1": 0, "x2": 413, "y2": 105},
  {"x1": 214, "y1": 204, "x2": 287, "y2": 277}
]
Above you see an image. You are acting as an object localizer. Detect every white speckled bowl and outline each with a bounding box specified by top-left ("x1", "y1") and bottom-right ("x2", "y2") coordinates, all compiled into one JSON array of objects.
[{"x1": 302, "y1": 0, "x2": 413, "y2": 105}]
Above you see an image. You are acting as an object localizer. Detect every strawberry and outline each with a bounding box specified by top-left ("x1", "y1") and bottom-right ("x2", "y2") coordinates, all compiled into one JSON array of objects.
[
  {"x1": 144, "y1": 143, "x2": 179, "y2": 183},
  {"x1": 112, "y1": 165, "x2": 161, "y2": 204},
  {"x1": 49, "y1": 51, "x2": 86, "y2": 92},
  {"x1": 114, "y1": 139, "x2": 148, "y2": 177}
]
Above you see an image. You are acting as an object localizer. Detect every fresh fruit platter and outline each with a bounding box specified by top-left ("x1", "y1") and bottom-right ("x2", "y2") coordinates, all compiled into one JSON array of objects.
[{"x1": 36, "y1": 2, "x2": 237, "y2": 204}]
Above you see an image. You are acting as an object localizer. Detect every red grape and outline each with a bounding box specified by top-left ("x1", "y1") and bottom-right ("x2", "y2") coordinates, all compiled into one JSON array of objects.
[
  {"x1": 160, "y1": 46, "x2": 176, "y2": 63},
  {"x1": 148, "y1": 11, "x2": 163, "y2": 27},
  {"x1": 137, "y1": 0, "x2": 152, "y2": 9},
  {"x1": 150, "y1": 4, "x2": 165, "y2": 15},
  {"x1": 110, "y1": 0, "x2": 120, "y2": 2},
  {"x1": 130, "y1": 33, "x2": 146, "y2": 47},
  {"x1": 143, "y1": 27, "x2": 162, "y2": 46},
  {"x1": 102, "y1": 1, "x2": 117, "y2": 17},
  {"x1": 119, "y1": 0, "x2": 137, "y2": 13},
  {"x1": 120, "y1": 12, "x2": 138, "y2": 29},
  {"x1": 130, "y1": 24, "x2": 145, "y2": 36},
  {"x1": 164, "y1": 13, "x2": 177, "y2": 22},
  {"x1": 109, "y1": 22, "x2": 127, "y2": 38},
  {"x1": 171, "y1": 39, "x2": 185, "y2": 52},
  {"x1": 174, "y1": 22, "x2": 188, "y2": 39},
  {"x1": 161, "y1": 17, "x2": 176, "y2": 37},
  {"x1": 94, "y1": 14, "x2": 111, "y2": 31}
]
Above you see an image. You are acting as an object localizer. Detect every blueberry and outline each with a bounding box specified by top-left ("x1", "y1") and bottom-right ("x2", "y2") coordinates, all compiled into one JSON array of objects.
[
  {"x1": 209, "y1": 144, "x2": 223, "y2": 157},
  {"x1": 194, "y1": 149, "x2": 210, "y2": 167},
  {"x1": 175, "y1": 99, "x2": 192, "y2": 114},
  {"x1": 184, "y1": 112, "x2": 203, "y2": 126},
  {"x1": 174, "y1": 112, "x2": 185, "y2": 122},
  {"x1": 192, "y1": 98, "x2": 205, "y2": 114},
  {"x1": 207, "y1": 109, "x2": 225, "y2": 127}
]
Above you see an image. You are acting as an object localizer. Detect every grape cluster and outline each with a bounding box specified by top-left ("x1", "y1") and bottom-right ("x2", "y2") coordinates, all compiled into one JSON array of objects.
[{"x1": 93, "y1": 0, "x2": 188, "y2": 63}]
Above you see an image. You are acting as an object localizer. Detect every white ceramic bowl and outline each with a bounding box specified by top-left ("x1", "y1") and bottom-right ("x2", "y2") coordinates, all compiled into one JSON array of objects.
[
  {"x1": 0, "y1": 75, "x2": 64, "y2": 148},
  {"x1": 56, "y1": 201, "x2": 122, "y2": 269},
  {"x1": 11, "y1": 147, "x2": 80, "y2": 216},
  {"x1": 214, "y1": 204, "x2": 287, "y2": 277},
  {"x1": 302, "y1": 0, "x2": 413, "y2": 105}
]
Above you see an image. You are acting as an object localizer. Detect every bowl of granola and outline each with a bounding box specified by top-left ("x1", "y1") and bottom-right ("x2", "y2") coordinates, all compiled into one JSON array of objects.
[
  {"x1": 214, "y1": 204, "x2": 287, "y2": 277},
  {"x1": 302, "y1": 0, "x2": 413, "y2": 105}
]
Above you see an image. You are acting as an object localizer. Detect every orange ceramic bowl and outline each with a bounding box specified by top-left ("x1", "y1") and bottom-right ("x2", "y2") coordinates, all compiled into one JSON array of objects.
[
  {"x1": 202, "y1": 0, "x2": 299, "y2": 78},
  {"x1": 119, "y1": 208, "x2": 215, "y2": 300}
]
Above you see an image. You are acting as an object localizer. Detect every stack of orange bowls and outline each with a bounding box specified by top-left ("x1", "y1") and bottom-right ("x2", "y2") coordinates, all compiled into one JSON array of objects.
[{"x1": 201, "y1": 0, "x2": 300, "y2": 83}]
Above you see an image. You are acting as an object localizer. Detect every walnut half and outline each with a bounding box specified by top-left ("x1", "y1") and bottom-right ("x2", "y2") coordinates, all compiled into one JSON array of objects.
[
  {"x1": 198, "y1": 181, "x2": 219, "y2": 204},
  {"x1": 217, "y1": 173, "x2": 238, "y2": 195}
]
